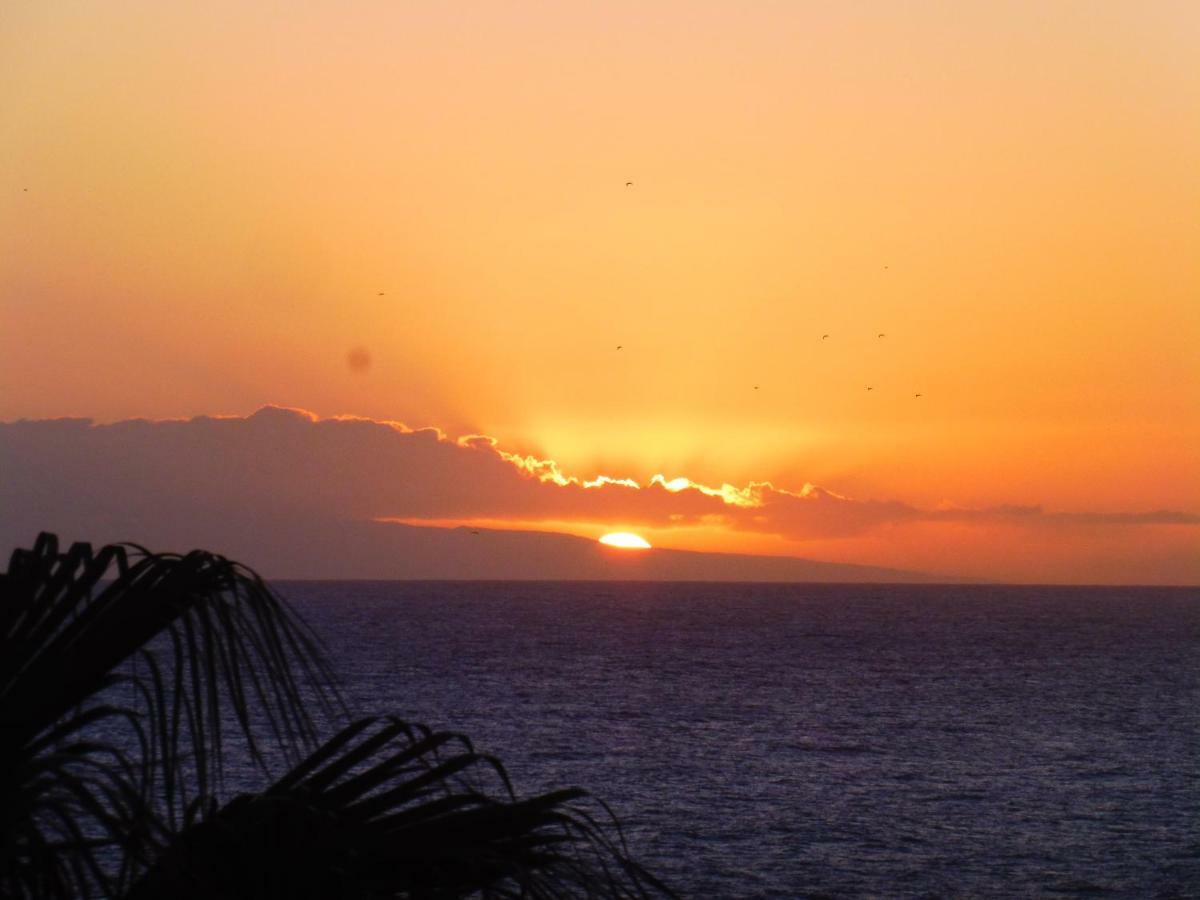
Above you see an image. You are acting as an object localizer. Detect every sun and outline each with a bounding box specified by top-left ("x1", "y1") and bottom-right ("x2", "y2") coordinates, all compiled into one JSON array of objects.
[{"x1": 599, "y1": 532, "x2": 652, "y2": 549}]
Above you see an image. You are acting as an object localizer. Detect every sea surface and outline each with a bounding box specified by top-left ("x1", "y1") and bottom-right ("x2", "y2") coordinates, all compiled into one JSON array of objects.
[{"x1": 278, "y1": 582, "x2": 1199, "y2": 898}]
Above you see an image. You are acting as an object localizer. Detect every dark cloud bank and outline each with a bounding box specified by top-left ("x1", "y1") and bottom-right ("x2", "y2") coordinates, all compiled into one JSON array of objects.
[{"x1": 1, "y1": 407, "x2": 1193, "y2": 581}]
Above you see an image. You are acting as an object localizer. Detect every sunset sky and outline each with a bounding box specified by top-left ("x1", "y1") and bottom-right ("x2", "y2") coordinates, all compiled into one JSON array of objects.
[{"x1": 2, "y1": 1, "x2": 1198, "y2": 583}]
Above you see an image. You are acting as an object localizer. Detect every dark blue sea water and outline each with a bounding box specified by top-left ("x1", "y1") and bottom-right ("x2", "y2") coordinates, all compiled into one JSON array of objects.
[{"x1": 281, "y1": 582, "x2": 1200, "y2": 898}]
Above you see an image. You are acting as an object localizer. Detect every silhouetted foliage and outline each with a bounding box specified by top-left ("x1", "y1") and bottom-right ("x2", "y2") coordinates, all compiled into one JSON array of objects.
[{"x1": 0, "y1": 534, "x2": 672, "y2": 899}]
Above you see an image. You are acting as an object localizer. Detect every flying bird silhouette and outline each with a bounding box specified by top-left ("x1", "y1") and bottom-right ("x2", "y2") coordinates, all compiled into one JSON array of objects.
[
  {"x1": 867, "y1": 386, "x2": 874, "y2": 391},
  {"x1": 625, "y1": 181, "x2": 634, "y2": 187},
  {"x1": 821, "y1": 334, "x2": 830, "y2": 340},
  {"x1": 914, "y1": 393, "x2": 923, "y2": 398},
  {"x1": 616, "y1": 345, "x2": 622, "y2": 350},
  {"x1": 877, "y1": 333, "x2": 886, "y2": 338},
  {"x1": 377, "y1": 292, "x2": 385, "y2": 296}
]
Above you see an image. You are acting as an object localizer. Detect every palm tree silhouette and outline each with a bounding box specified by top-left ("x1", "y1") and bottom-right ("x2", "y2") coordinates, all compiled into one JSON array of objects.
[{"x1": 0, "y1": 533, "x2": 671, "y2": 899}]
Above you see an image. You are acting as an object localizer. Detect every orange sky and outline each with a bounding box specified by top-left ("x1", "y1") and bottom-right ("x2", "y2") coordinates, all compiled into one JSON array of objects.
[{"x1": 2, "y1": 1, "x2": 1198, "y2": 582}]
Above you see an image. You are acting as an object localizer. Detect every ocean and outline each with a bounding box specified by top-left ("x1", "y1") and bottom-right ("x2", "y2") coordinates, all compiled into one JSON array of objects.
[{"x1": 279, "y1": 582, "x2": 1199, "y2": 898}]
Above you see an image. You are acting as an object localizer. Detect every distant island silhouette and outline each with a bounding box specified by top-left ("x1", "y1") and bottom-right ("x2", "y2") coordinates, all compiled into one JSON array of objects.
[{"x1": 264, "y1": 520, "x2": 957, "y2": 582}]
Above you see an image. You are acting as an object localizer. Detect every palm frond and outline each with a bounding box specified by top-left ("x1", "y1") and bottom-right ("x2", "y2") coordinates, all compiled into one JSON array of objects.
[
  {"x1": 2, "y1": 534, "x2": 672, "y2": 898},
  {"x1": 124, "y1": 716, "x2": 674, "y2": 899},
  {"x1": 1, "y1": 533, "x2": 340, "y2": 897}
]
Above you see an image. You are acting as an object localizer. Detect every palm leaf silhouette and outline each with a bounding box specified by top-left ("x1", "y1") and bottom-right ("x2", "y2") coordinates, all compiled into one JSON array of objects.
[
  {"x1": 0, "y1": 534, "x2": 672, "y2": 898},
  {"x1": 1, "y1": 533, "x2": 338, "y2": 897},
  {"x1": 127, "y1": 717, "x2": 669, "y2": 899}
]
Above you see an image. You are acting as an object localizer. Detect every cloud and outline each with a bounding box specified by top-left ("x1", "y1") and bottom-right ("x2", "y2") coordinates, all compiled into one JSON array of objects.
[{"x1": 1, "y1": 407, "x2": 1195, "y2": 567}]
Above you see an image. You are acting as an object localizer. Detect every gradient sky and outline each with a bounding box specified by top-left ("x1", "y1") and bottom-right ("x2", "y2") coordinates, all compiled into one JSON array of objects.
[{"x1": 2, "y1": 1, "x2": 1198, "y2": 582}]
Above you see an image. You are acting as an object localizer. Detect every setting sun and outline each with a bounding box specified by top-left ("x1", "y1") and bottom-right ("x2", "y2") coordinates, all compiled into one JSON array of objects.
[{"x1": 599, "y1": 532, "x2": 652, "y2": 550}]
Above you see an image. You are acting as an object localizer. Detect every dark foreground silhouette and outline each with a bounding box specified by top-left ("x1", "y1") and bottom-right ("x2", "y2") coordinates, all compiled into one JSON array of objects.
[{"x1": 0, "y1": 534, "x2": 673, "y2": 899}]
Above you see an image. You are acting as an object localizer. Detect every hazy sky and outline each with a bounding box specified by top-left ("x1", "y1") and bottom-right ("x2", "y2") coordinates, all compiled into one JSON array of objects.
[{"x1": 2, "y1": 2, "x2": 1197, "y2": 581}]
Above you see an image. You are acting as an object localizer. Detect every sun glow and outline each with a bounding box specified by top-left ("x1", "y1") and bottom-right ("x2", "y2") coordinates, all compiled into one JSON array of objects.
[{"x1": 599, "y1": 532, "x2": 652, "y2": 549}]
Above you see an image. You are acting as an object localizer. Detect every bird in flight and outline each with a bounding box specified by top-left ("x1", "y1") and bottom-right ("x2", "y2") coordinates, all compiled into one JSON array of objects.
[
  {"x1": 753, "y1": 385, "x2": 760, "y2": 391},
  {"x1": 914, "y1": 393, "x2": 922, "y2": 398},
  {"x1": 822, "y1": 334, "x2": 830, "y2": 340},
  {"x1": 616, "y1": 345, "x2": 623, "y2": 350},
  {"x1": 867, "y1": 386, "x2": 874, "y2": 391},
  {"x1": 625, "y1": 181, "x2": 634, "y2": 187},
  {"x1": 877, "y1": 333, "x2": 886, "y2": 338},
  {"x1": 377, "y1": 292, "x2": 385, "y2": 296}
]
